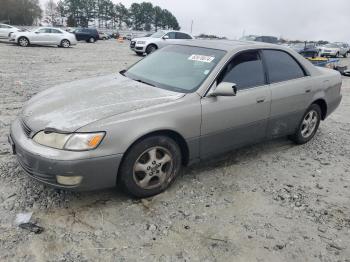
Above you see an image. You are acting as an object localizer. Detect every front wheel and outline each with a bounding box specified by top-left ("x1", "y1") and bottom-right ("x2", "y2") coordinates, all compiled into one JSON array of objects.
[
  {"x1": 118, "y1": 136, "x2": 182, "y2": 198},
  {"x1": 88, "y1": 37, "x2": 95, "y2": 43},
  {"x1": 145, "y1": 44, "x2": 157, "y2": 55},
  {"x1": 18, "y1": 37, "x2": 29, "y2": 47},
  {"x1": 290, "y1": 104, "x2": 321, "y2": 145}
]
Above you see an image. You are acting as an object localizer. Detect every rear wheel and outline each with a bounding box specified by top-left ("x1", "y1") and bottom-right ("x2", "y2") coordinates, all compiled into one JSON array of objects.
[
  {"x1": 60, "y1": 39, "x2": 70, "y2": 48},
  {"x1": 343, "y1": 52, "x2": 348, "y2": 58},
  {"x1": 87, "y1": 37, "x2": 95, "y2": 43},
  {"x1": 18, "y1": 37, "x2": 29, "y2": 47},
  {"x1": 118, "y1": 136, "x2": 182, "y2": 198},
  {"x1": 290, "y1": 104, "x2": 321, "y2": 145}
]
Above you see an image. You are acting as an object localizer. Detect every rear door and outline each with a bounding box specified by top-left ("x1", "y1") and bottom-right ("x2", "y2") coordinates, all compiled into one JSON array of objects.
[
  {"x1": 200, "y1": 50, "x2": 271, "y2": 157},
  {"x1": 262, "y1": 49, "x2": 315, "y2": 138},
  {"x1": 31, "y1": 28, "x2": 51, "y2": 44},
  {"x1": 50, "y1": 29, "x2": 64, "y2": 44},
  {"x1": 0, "y1": 25, "x2": 11, "y2": 38}
]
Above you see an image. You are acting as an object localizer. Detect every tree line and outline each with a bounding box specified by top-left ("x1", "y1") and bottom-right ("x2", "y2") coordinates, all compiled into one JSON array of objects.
[
  {"x1": 0, "y1": 0, "x2": 180, "y2": 31},
  {"x1": 54, "y1": 0, "x2": 180, "y2": 31},
  {"x1": 0, "y1": 0, "x2": 42, "y2": 25}
]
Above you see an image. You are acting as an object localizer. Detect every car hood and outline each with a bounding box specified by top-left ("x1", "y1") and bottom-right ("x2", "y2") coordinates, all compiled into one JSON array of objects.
[
  {"x1": 22, "y1": 74, "x2": 184, "y2": 132},
  {"x1": 322, "y1": 47, "x2": 338, "y2": 51}
]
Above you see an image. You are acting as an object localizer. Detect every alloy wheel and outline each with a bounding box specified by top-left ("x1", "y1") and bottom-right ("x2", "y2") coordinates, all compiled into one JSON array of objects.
[
  {"x1": 133, "y1": 146, "x2": 173, "y2": 190},
  {"x1": 301, "y1": 110, "x2": 318, "y2": 138},
  {"x1": 19, "y1": 38, "x2": 28, "y2": 47},
  {"x1": 61, "y1": 40, "x2": 70, "y2": 48}
]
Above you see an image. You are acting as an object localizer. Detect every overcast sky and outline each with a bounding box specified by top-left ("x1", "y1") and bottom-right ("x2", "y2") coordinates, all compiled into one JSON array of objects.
[
  {"x1": 117, "y1": 0, "x2": 349, "y2": 42},
  {"x1": 42, "y1": 0, "x2": 350, "y2": 42}
]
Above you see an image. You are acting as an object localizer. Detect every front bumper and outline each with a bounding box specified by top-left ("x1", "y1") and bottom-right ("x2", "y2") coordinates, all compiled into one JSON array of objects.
[{"x1": 9, "y1": 119, "x2": 122, "y2": 191}]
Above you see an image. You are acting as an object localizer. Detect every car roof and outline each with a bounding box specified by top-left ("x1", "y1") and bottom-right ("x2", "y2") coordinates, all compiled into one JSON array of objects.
[{"x1": 170, "y1": 39, "x2": 277, "y2": 52}]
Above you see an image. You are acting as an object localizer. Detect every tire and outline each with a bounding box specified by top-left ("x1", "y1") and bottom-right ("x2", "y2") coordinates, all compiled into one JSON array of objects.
[
  {"x1": 145, "y1": 44, "x2": 157, "y2": 55},
  {"x1": 343, "y1": 53, "x2": 348, "y2": 58},
  {"x1": 88, "y1": 37, "x2": 95, "y2": 43},
  {"x1": 334, "y1": 52, "x2": 339, "y2": 58},
  {"x1": 60, "y1": 39, "x2": 70, "y2": 48},
  {"x1": 290, "y1": 104, "x2": 321, "y2": 145},
  {"x1": 18, "y1": 37, "x2": 29, "y2": 47},
  {"x1": 118, "y1": 136, "x2": 182, "y2": 198}
]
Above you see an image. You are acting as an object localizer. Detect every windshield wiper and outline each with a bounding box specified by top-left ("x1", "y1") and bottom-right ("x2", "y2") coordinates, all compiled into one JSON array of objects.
[{"x1": 135, "y1": 79, "x2": 156, "y2": 87}]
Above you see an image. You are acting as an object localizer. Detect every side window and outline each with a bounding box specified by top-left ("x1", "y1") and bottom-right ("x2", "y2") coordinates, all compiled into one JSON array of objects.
[
  {"x1": 219, "y1": 51, "x2": 266, "y2": 90},
  {"x1": 51, "y1": 29, "x2": 62, "y2": 34},
  {"x1": 176, "y1": 32, "x2": 192, "y2": 39},
  {"x1": 37, "y1": 28, "x2": 50, "y2": 33},
  {"x1": 165, "y1": 32, "x2": 176, "y2": 39},
  {"x1": 262, "y1": 50, "x2": 306, "y2": 83}
]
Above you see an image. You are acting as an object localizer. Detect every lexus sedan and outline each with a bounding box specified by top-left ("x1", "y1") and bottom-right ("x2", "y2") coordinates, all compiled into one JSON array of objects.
[
  {"x1": 9, "y1": 40, "x2": 342, "y2": 198},
  {"x1": 9, "y1": 27, "x2": 77, "y2": 48},
  {"x1": 130, "y1": 30, "x2": 193, "y2": 55}
]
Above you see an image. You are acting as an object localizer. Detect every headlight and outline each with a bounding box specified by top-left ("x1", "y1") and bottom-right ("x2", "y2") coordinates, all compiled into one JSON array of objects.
[
  {"x1": 33, "y1": 131, "x2": 105, "y2": 151},
  {"x1": 137, "y1": 41, "x2": 146, "y2": 45}
]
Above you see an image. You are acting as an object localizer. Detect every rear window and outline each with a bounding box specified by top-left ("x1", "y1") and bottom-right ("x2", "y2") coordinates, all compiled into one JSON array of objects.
[{"x1": 262, "y1": 50, "x2": 306, "y2": 83}]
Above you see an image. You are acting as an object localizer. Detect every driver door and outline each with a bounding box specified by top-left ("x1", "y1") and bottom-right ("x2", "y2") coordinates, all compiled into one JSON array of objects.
[
  {"x1": 158, "y1": 32, "x2": 176, "y2": 48},
  {"x1": 200, "y1": 50, "x2": 271, "y2": 158}
]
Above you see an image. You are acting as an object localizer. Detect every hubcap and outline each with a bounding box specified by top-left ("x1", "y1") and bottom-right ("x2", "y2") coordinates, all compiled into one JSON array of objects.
[
  {"x1": 62, "y1": 40, "x2": 69, "y2": 47},
  {"x1": 301, "y1": 110, "x2": 318, "y2": 138},
  {"x1": 133, "y1": 146, "x2": 173, "y2": 190},
  {"x1": 19, "y1": 38, "x2": 28, "y2": 46}
]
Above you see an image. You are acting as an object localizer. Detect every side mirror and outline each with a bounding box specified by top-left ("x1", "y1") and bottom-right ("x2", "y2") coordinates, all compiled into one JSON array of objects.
[
  {"x1": 163, "y1": 35, "x2": 169, "y2": 40},
  {"x1": 209, "y1": 82, "x2": 237, "y2": 97}
]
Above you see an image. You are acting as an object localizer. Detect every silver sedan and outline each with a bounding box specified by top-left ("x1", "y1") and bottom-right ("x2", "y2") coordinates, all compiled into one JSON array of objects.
[
  {"x1": 9, "y1": 40, "x2": 342, "y2": 197},
  {"x1": 9, "y1": 27, "x2": 77, "y2": 48}
]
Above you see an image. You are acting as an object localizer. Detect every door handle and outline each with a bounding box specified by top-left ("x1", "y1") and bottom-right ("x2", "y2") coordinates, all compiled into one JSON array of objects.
[
  {"x1": 256, "y1": 97, "x2": 266, "y2": 103},
  {"x1": 305, "y1": 89, "x2": 311, "y2": 93}
]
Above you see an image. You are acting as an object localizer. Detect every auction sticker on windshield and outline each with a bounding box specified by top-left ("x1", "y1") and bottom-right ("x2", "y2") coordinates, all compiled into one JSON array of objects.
[{"x1": 188, "y1": 54, "x2": 215, "y2": 63}]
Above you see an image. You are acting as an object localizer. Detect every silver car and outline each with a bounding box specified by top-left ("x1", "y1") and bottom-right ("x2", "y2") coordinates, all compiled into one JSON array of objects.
[
  {"x1": 9, "y1": 40, "x2": 342, "y2": 197},
  {"x1": 9, "y1": 27, "x2": 77, "y2": 48},
  {"x1": 130, "y1": 30, "x2": 193, "y2": 55},
  {"x1": 0, "y1": 23, "x2": 20, "y2": 38}
]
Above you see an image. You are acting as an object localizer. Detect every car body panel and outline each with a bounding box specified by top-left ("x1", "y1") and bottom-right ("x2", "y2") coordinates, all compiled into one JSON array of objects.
[{"x1": 10, "y1": 40, "x2": 342, "y2": 190}]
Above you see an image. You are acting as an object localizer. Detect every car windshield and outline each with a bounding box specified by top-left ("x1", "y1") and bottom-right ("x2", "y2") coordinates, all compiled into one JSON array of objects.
[
  {"x1": 124, "y1": 45, "x2": 226, "y2": 93},
  {"x1": 150, "y1": 31, "x2": 165, "y2": 38}
]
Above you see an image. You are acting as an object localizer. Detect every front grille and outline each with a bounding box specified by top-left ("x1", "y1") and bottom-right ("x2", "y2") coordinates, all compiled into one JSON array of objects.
[
  {"x1": 130, "y1": 41, "x2": 136, "y2": 48},
  {"x1": 21, "y1": 119, "x2": 32, "y2": 137}
]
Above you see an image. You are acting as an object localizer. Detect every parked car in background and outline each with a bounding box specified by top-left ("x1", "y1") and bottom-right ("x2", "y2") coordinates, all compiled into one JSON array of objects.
[
  {"x1": 290, "y1": 43, "x2": 319, "y2": 58},
  {"x1": 73, "y1": 28, "x2": 99, "y2": 43},
  {"x1": 99, "y1": 32, "x2": 110, "y2": 40},
  {"x1": 334, "y1": 42, "x2": 350, "y2": 54},
  {"x1": 319, "y1": 43, "x2": 348, "y2": 58},
  {"x1": 130, "y1": 30, "x2": 193, "y2": 55},
  {"x1": 0, "y1": 23, "x2": 20, "y2": 38},
  {"x1": 9, "y1": 27, "x2": 77, "y2": 48},
  {"x1": 9, "y1": 40, "x2": 342, "y2": 197}
]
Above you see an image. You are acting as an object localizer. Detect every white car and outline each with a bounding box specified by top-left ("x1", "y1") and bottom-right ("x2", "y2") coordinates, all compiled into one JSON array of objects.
[
  {"x1": 9, "y1": 27, "x2": 77, "y2": 48},
  {"x1": 130, "y1": 30, "x2": 193, "y2": 55},
  {"x1": 319, "y1": 43, "x2": 348, "y2": 58},
  {"x1": 0, "y1": 24, "x2": 20, "y2": 38}
]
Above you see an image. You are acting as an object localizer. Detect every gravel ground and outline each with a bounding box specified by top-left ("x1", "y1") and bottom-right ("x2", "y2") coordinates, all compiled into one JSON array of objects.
[{"x1": 0, "y1": 40, "x2": 349, "y2": 262}]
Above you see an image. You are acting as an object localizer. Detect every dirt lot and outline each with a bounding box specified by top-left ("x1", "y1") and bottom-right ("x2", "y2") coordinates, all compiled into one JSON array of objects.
[{"x1": 0, "y1": 40, "x2": 349, "y2": 262}]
